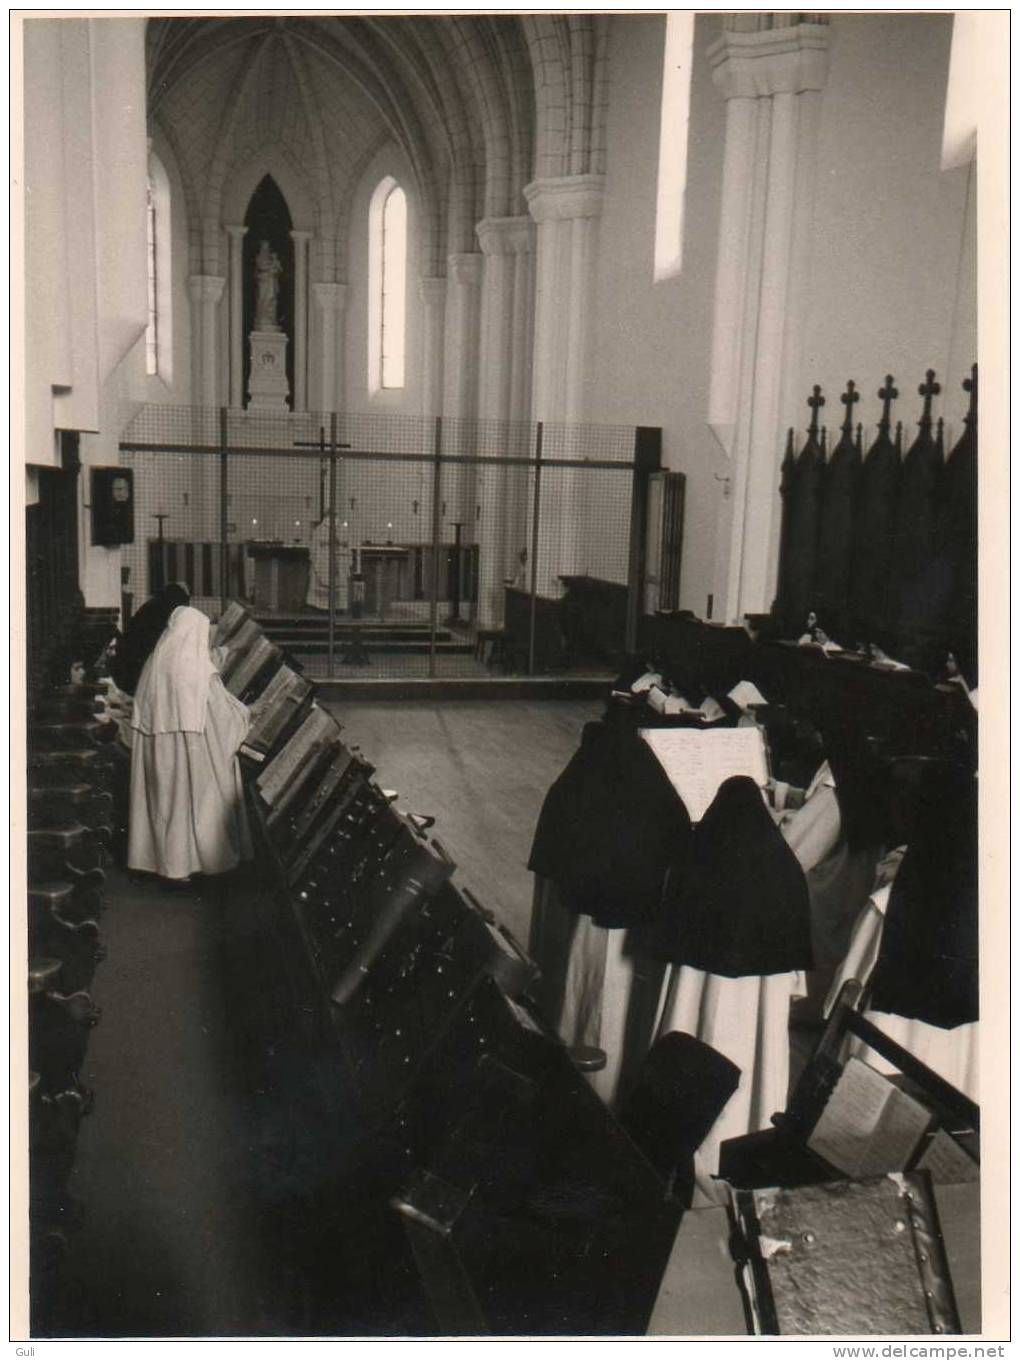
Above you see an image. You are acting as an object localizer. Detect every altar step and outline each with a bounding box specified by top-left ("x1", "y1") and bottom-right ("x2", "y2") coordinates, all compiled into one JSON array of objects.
[{"x1": 255, "y1": 614, "x2": 474, "y2": 657}]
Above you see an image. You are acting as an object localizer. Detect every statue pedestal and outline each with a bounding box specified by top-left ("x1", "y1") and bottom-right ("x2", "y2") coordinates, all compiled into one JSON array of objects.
[{"x1": 247, "y1": 330, "x2": 290, "y2": 410}]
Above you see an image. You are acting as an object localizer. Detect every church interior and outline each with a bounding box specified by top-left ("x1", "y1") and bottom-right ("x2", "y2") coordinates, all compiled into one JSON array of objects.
[{"x1": 19, "y1": 10, "x2": 996, "y2": 1341}]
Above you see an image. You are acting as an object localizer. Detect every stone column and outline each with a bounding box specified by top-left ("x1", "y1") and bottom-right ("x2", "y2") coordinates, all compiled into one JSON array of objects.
[
  {"x1": 224, "y1": 226, "x2": 247, "y2": 409},
  {"x1": 442, "y1": 254, "x2": 483, "y2": 545},
  {"x1": 290, "y1": 229, "x2": 312, "y2": 412},
  {"x1": 186, "y1": 273, "x2": 225, "y2": 541},
  {"x1": 476, "y1": 216, "x2": 535, "y2": 625},
  {"x1": 418, "y1": 278, "x2": 447, "y2": 420},
  {"x1": 706, "y1": 20, "x2": 830, "y2": 622},
  {"x1": 524, "y1": 174, "x2": 604, "y2": 593},
  {"x1": 312, "y1": 282, "x2": 347, "y2": 415},
  {"x1": 187, "y1": 274, "x2": 225, "y2": 407}
]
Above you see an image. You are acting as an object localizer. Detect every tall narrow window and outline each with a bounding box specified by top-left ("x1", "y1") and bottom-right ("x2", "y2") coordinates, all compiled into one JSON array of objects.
[
  {"x1": 654, "y1": 12, "x2": 695, "y2": 282},
  {"x1": 146, "y1": 151, "x2": 173, "y2": 382},
  {"x1": 145, "y1": 177, "x2": 159, "y2": 375},
  {"x1": 368, "y1": 176, "x2": 407, "y2": 392}
]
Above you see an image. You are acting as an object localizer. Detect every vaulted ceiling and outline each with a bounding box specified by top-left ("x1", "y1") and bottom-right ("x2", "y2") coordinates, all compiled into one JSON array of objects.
[{"x1": 145, "y1": 15, "x2": 610, "y2": 277}]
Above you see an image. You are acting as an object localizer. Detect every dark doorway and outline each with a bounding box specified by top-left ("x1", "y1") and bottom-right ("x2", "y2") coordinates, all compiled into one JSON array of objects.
[{"x1": 243, "y1": 175, "x2": 295, "y2": 409}]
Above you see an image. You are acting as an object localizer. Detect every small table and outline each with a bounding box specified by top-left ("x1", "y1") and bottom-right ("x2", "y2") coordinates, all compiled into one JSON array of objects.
[
  {"x1": 359, "y1": 545, "x2": 409, "y2": 621},
  {"x1": 247, "y1": 542, "x2": 310, "y2": 613}
]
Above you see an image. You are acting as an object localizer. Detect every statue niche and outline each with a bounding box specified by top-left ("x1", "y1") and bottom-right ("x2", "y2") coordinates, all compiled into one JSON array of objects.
[{"x1": 242, "y1": 175, "x2": 294, "y2": 410}]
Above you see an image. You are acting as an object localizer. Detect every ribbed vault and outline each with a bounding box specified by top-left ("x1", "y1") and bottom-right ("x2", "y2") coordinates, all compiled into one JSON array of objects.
[{"x1": 144, "y1": 14, "x2": 627, "y2": 283}]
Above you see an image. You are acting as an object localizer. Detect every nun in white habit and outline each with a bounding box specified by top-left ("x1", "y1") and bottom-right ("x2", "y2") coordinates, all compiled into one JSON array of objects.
[{"x1": 128, "y1": 605, "x2": 253, "y2": 881}]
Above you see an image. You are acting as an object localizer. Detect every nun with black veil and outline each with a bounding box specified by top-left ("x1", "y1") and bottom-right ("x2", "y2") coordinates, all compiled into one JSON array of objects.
[
  {"x1": 127, "y1": 604, "x2": 252, "y2": 882},
  {"x1": 111, "y1": 581, "x2": 192, "y2": 696}
]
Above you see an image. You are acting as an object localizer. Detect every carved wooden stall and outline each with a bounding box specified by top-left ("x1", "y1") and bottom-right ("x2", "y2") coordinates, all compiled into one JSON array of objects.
[
  {"x1": 774, "y1": 366, "x2": 978, "y2": 678},
  {"x1": 207, "y1": 602, "x2": 684, "y2": 1335}
]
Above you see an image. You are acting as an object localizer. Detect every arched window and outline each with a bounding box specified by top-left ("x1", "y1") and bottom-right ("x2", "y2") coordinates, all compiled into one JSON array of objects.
[
  {"x1": 145, "y1": 175, "x2": 159, "y2": 375},
  {"x1": 146, "y1": 151, "x2": 173, "y2": 381},
  {"x1": 654, "y1": 12, "x2": 695, "y2": 282},
  {"x1": 368, "y1": 177, "x2": 407, "y2": 392}
]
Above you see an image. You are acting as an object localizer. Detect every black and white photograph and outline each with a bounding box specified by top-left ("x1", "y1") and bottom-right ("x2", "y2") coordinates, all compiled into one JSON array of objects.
[{"x1": 12, "y1": 5, "x2": 1008, "y2": 1346}]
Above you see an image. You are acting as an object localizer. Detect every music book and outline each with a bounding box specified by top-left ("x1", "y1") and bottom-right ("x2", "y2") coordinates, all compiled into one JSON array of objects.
[
  {"x1": 807, "y1": 1056, "x2": 933, "y2": 1178},
  {"x1": 245, "y1": 668, "x2": 312, "y2": 755},
  {"x1": 212, "y1": 600, "x2": 247, "y2": 646},
  {"x1": 639, "y1": 725, "x2": 769, "y2": 822},
  {"x1": 257, "y1": 704, "x2": 338, "y2": 808},
  {"x1": 916, "y1": 1128, "x2": 980, "y2": 1184},
  {"x1": 224, "y1": 635, "x2": 279, "y2": 698}
]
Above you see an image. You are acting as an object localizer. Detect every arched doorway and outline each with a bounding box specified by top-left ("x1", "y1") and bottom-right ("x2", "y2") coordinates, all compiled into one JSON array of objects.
[{"x1": 243, "y1": 174, "x2": 295, "y2": 408}]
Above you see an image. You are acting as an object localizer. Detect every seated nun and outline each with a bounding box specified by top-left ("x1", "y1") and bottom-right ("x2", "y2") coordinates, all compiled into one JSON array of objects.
[
  {"x1": 127, "y1": 604, "x2": 252, "y2": 882},
  {"x1": 840, "y1": 764, "x2": 978, "y2": 1101}
]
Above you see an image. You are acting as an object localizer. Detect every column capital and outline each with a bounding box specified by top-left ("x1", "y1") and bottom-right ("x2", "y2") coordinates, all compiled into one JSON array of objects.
[
  {"x1": 707, "y1": 22, "x2": 829, "y2": 99},
  {"x1": 313, "y1": 281, "x2": 348, "y2": 314},
  {"x1": 419, "y1": 276, "x2": 447, "y2": 307},
  {"x1": 447, "y1": 252, "x2": 484, "y2": 286},
  {"x1": 187, "y1": 274, "x2": 226, "y2": 304},
  {"x1": 289, "y1": 229, "x2": 313, "y2": 243},
  {"x1": 524, "y1": 174, "x2": 605, "y2": 224},
  {"x1": 476, "y1": 216, "x2": 535, "y2": 257},
  {"x1": 224, "y1": 224, "x2": 248, "y2": 240}
]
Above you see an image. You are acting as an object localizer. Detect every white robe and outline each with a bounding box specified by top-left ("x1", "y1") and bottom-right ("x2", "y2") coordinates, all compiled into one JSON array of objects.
[
  {"x1": 128, "y1": 607, "x2": 252, "y2": 880},
  {"x1": 305, "y1": 519, "x2": 350, "y2": 611}
]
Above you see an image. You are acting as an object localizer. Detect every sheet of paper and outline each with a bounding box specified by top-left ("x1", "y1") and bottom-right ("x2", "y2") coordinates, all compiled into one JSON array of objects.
[
  {"x1": 639, "y1": 725, "x2": 768, "y2": 822},
  {"x1": 807, "y1": 1056, "x2": 932, "y2": 1177},
  {"x1": 728, "y1": 679, "x2": 768, "y2": 711},
  {"x1": 630, "y1": 670, "x2": 661, "y2": 694}
]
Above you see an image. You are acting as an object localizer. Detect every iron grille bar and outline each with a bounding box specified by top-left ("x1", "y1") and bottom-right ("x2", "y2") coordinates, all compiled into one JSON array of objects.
[
  {"x1": 327, "y1": 413, "x2": 338, "y2": 676},
  {"x1": 527, "y1": 422, "x2": 543, "y2": 676},
  {"x1": 428, "y1": 417, "x2": 442, "y2": 678},
  {"x1": 219, "y1": 408, "x2": 229, "y2": 615},
  {"x1": 119, "y1": 441, "x2": 635, "y2": 472}
]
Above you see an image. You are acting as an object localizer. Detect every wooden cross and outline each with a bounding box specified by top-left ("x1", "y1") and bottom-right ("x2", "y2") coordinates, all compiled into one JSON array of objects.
[
  {"x1": 878, "y1": 375, "x2": 898, "y2": 432},
  {"x1": 152, "y1": 513, "x2": 169, "y2": 541},
  {"x1": 807, "y1": 385, "x2": 825, "y2": 439},
  {"x1": 293, "y1": 427, "x2": 352, "y2": 521},
  {"x1": 962, "y1": 362, "x2": 978, "y2": 428},
  {"x1": 917, "y1": 368, "x2": 941, "y2": 428},
  {"x1": 840, "y1": 379, "x2": 859, "y2": 435}
]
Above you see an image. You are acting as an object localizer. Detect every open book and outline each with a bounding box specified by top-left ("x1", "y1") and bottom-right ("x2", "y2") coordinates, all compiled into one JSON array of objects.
[{"x1": 639, "y1": 725, "x2": 769, "y2": 823}]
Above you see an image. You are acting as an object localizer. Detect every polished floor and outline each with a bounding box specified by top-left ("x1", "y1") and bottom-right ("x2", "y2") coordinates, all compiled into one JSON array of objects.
[{"x1": 321, "y1": 697, "x2": 603, "y2": 945}]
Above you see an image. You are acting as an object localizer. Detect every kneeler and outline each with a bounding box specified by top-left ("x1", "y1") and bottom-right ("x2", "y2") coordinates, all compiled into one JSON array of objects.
[
  {"x1": 653, "y1": 964, "x2": 806, "y2": 1179},
  {"x1": 617, "y1": 1031, "x2": 741, "y2": 1208}
]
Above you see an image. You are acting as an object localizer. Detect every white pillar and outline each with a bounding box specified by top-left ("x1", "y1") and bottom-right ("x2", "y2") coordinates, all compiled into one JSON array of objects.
[
  {"x1": 290, "y1": 229, "x2": 311, "y2": 412},
  {"x1": 443, "y1": 253, "x2": 483, "y2": 420},
  {"x1": 442, "y1": 254, "x2": 483, "y2": 542},
  {"x1": 225, "y1": 226, "x2": 247, "y2": 409},
  {"x1": 186, "y1": 273, "x2": 225, "y2": 542},
  {"x1": 706, "y1": 22, "x2": 830, "y2": 622},
  {"x1": 419, "y1": 277, "x2": 447, "y2": 418},
  {"x1": 187, "y1": 274, "x2": 225, "y2": 407},
  {"x1": 524, "y1": 174, "x2": 604, "y2": 593},
  {"x1": 476, "y1": 217, "x2": 535, "y2": 625},
  {"x1": 312, "y1": 282, "x2": 347, "y2": 414}
]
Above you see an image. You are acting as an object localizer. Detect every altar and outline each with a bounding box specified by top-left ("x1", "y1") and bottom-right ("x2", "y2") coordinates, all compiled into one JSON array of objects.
[
  {"x1": 247, "y1": 542, "x2": 310, "y2": 613},
  {"x1": 358, "y1": 545, "x2": 411, "y2": 621}
]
